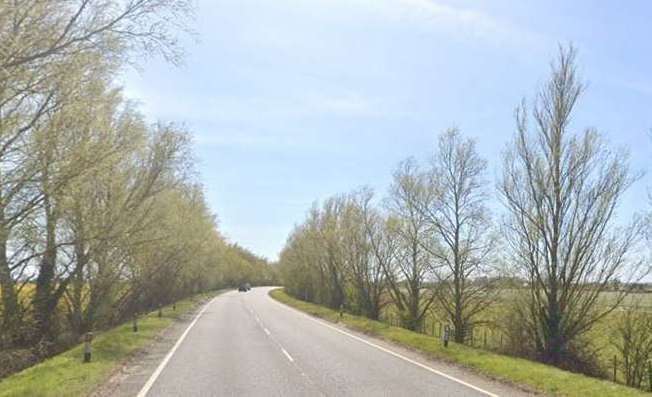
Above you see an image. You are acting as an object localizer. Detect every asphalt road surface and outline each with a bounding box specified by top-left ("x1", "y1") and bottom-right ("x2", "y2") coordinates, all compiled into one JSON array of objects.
[{"x1": 136, "y1": 287, "x2": 521, "y2": 397}]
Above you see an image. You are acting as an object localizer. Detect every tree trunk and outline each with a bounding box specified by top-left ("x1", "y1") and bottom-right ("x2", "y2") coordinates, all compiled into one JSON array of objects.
[
  {"x1": 405, "y1": 277, "x2": 421, "y2": 331},
  {"x1": 70, "y1": 237, "x2": 88, "y2": 335},
  {"x1": 453, "y1": 306, "x2": 465, "y2": 343},
  {"x1": 543, "y1": 293, "x2": 564, "y2": 365},
  {"x1": 32, "y1": 194, "x2": 58, "y2": 342},
  {"x1": 0, "y1": 223, "x2": 20, "y2": 346}
]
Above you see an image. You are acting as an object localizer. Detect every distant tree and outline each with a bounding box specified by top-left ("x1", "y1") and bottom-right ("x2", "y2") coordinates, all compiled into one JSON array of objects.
[
  {"x1": 499, "y1": 45, "x2": 645, "y2": 369},
  {"x1": 281, "y1": 198, "x2": 347, "y2": 309},
  {"x1": 278, "y1": 223, "x2": 321, "y2": 302}
]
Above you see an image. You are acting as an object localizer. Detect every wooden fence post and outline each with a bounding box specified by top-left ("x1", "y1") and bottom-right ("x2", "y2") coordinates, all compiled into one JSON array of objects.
[{"x1": 83, "y1": 332, "x2": 94, "y2": 363}]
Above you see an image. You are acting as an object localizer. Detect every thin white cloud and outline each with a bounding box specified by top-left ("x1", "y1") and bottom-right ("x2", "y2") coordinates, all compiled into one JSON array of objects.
[
  {"x1": 354, "y1": 0, "x2": 542, "y2": 47},
  {"x1": 399, "y1": 0, "x2": 504, "y2": 29}
]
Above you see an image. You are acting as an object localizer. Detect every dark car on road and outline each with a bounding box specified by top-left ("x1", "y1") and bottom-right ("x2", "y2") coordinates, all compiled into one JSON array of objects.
[{"x1": 238, "y1": 283, "x2": 251, "y2": 292}]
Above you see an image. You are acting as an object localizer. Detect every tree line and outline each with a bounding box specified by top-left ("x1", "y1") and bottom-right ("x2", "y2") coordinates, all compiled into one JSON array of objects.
[
  {"x1": 0, "y1": 0, "x2": 275, "y2": 376},
  {"x1": 278, "y1": 46, "x2": 651, "y2": 378}
]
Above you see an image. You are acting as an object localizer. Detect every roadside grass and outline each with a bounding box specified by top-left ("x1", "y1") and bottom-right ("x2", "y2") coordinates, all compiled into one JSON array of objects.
[
  {"x1": 378, "y1": 289, "x2": 652, "y2": 379},
  {"x1": 269, "y1": 288, "x2": 649, "y2": 397},
  {"x1": 0, "y1": 290, "x2": 222, "y2": 397}
]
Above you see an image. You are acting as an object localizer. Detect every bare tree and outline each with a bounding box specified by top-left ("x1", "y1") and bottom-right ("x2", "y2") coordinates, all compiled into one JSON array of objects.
[
  {"x1": 499, "y1": 45, "x2": 645, "y2": 368},
  {"x1": 611, "y1": 305, "x2": 652, "y2": 388},
  {"x1": 384, "y1": 159, "x2": 436, "y2": 331},
  {"x1": 419, "y1": 129, "x2": 495, "y2": 343}
]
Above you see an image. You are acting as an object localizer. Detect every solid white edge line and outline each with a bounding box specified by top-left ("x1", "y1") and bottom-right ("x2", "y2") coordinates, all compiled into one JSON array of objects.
[
  {"x1": 281, "y1": 347, "x2": 294, "y2": 362},
  {"x1": 136, "y1": 296, "x2": 219, "y2": 397},
  {"x1": 264, "y1": 327, "x2": 271, "y2": 336},
  {"x1": 269, "y1": 289, "x2": 498, "y2": 397}
]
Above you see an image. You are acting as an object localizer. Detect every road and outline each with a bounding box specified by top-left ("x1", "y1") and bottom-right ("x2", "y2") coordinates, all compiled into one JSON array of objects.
[{"x1": 136, "y1": 287, "x2": 521, "y2": 397}]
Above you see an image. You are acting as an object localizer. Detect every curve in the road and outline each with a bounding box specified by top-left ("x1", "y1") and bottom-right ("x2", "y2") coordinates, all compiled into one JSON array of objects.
[{"x1": 135, "y1": 287, "x2": 513, "y2": 397}]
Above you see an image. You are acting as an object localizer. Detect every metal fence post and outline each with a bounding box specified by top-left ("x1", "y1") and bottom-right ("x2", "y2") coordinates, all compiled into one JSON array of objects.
[
  {"x1": 613, "y1": 355, "x2": 617, "y2": 382},
  {"x1": 443, "y1": 325, "x2": 450, "y2": 347}
]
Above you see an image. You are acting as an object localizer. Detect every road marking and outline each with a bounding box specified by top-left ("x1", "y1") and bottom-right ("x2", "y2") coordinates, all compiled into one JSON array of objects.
[
  {"x1": 136, "y1": 296, "x2": 219, "y2": 397},
  {"x1": 281, "y1": 347, "x2": 294, "y2": 362},
  {"x1": 269, "y1": 291, "x2": 498, "y2": 397},
  {"x1": 253, "y1": 310, "x2": 296, "y2": 365}
]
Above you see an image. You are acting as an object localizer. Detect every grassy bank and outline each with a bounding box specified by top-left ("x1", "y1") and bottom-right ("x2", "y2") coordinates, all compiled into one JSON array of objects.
[
  {"x1": 269, "y1": 288, "x2": 648, "y2": 397},
  {"x1": 0, "y1": 291, "x2": 222, "y2": 397}
]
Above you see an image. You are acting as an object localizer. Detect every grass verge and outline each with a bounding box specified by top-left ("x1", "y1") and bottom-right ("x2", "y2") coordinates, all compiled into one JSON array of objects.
[
  {"x1": 0, "y1": 291, "x2": 223, "y2": 397},
  {"x1": 269, "y1": 288, "x2": 649, "y2": 397}
]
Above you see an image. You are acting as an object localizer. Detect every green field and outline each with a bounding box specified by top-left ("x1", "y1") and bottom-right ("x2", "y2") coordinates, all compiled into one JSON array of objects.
[{"x1": 374, "y1": 288, "x2": 652, "y2": 381}]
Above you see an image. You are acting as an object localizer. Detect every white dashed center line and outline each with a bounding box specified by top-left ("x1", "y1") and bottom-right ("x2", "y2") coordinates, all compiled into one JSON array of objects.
[
  {"x1": 281, "y1": 347, "x2": 294, "y2": 362},
  {"x1": 251, "y1": 306, "x2": 295, "y2": 365}
]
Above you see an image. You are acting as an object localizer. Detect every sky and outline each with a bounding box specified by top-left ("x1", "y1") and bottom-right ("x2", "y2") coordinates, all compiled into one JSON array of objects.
[{"x1": 119, "y1": 0, "x2": 652, "y2": 261}]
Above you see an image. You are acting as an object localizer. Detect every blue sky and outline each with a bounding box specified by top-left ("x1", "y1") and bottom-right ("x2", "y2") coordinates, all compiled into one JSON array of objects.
[{"x1": 120, "y1": 0, "x2": 652, "y2": 261}]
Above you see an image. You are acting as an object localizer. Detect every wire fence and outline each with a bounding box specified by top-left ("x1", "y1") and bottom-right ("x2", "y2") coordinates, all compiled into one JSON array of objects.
[
  {"x1": 380, "y1": 314, "x2": 506, "y2": 350},
  {"x1": 378, "y1": 313, "x2": 652, "y2": 392}
]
